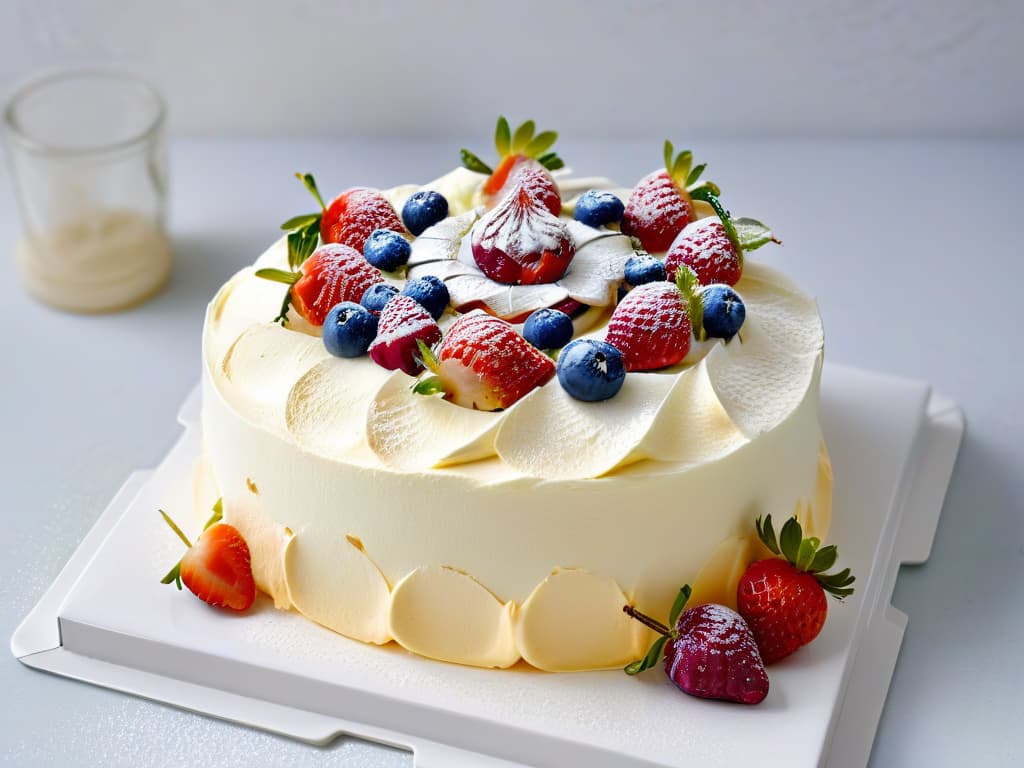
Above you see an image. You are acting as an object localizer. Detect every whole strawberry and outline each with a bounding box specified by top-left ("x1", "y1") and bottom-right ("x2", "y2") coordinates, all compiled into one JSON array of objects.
[
  {"x1": 321, "y1": 187, "x2": 405, "y2": 251},
  {"x1": 624, "y1": 585, "x2": 769, "y2": 705},
  {"x1": 256, "y1": 243, "x2": 384, "y2": 326},
  {"x1": 737, "y1": 515, "x2": 856, "y2": 664},
  {"x1": 160, "y1": 503, "x2": 255, "y2": 612},
  {"x1": 471, "y1": 169, "x2": 575, "y2": 285},
  {"x1": 620, "y1": 141, "x2": 719, "y2": 253},
  {"x1": 664, "y1": 193, "x2": 779, "y2": 286},
  {"x1": 414, "y1": 310, "x2": 555, "y2": 411},
  {"x1": 604, "y1": 265, "x2": 703, "y2": 371},
  {"x1": 368, "y1": 295, "x2": 442, "y2": 376},
  {"x1": 461, "y1": 116, "x2": 564, "y2": 216}
]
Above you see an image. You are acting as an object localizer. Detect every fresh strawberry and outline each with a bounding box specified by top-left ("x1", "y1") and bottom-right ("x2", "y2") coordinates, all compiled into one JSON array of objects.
[
  {"x1": 321, "y1": 187, "x2": 405, "y2": 251},
  {"x1": 664, "y1": 194, "x2": 780, "y2": 286},
  {"x1": 414, "y1": 310, "x2": 555, "y2": 411},
  {"x1": 256, "y1": 243, "x2": 384, "y2": 326},
  {"x1": 621, "y1": 141, "x2": 719, "y2": 253},
  {"x1": 737, "y1": 515, "x2": 856, "y2": 664},
  {"x1": 471, "y1": 169, "x2": 575, "y2": 285},
  {"x1": 461, "y1": 116, "x2": 564, "y2": 216},
  {"x1": 160, "y1": 505, "x2": 255, "y2": 612},
  {"x1": 623, "y1": 585, "x2": 769, "y2": 705},
  {"x1": 605, "y1": 265, "x2": 705, "y2": 370},
  {"x1": 368, "y1": 295, "x2": 442, "y2": 376}
]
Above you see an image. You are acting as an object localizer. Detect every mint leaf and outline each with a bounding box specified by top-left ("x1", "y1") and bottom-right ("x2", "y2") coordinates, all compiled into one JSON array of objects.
[
  {"x1": 460, "y1": 149, "x2": 493, "y2": 175},
  {"x1": 412, "y1": 376, "x2": 446, "y2": 397},
  {"x1": 734, "y1": 217, "x2": 779, "y2": 252}
]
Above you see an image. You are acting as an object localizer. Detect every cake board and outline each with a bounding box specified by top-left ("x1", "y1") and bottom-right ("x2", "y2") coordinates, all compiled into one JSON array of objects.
[{"x1": 11, "y1": 363, "x2": 964, "y2": 768}]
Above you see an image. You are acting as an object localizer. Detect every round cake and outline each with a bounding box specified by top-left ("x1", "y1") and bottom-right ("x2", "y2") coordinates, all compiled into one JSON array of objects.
[{"x1": 196, "y1": 128, "x2": 830, "y2": 672}]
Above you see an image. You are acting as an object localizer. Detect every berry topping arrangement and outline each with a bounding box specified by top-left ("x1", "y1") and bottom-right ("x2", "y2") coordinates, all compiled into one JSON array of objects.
[{"x1": 247, "y1": 118, "x2": 789, "y2": 414}]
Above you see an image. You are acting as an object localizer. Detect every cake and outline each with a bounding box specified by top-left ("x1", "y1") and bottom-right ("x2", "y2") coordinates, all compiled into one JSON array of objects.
[{"x1": 191, "y1": 121, "x2": 833, "y2": 676}]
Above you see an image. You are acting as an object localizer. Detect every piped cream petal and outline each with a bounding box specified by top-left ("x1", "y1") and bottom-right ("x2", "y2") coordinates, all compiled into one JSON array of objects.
[
  {"x1": 516, "y1": 569, "x2": 644, "y2": 672},
  {"x1": 407, "y1": 208, "x2": 481, "y2": 267},
  {"x1": 736, "y1": 262, "x2": 824, "y2": 357},
  {"x1": 557, "y1": 232, "x2": 635, "y2": 306},
  {"x1": 388, "y1": 566, "x2": 519, "y2": 668},
  {"x1": 285, "y1": 356, "x2": 392, "y2": 459},
  {"x1": 494, "y1": 373, "x2": 676, "y2": 479},
  {"x1": 366, "y1": 371, "x2": 506, "y2": 470},
  {"x1": 283, "y1": 531, "x2": 391, "y2": 645},
  {"x1": 445, "y1": 274, "x2": 569, "y2": 318}
]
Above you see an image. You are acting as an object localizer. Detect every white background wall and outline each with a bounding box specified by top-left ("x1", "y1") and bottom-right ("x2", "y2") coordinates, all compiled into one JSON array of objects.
[{"x1": 2, "y1": 0, "x2": 1021, "y2": 140}]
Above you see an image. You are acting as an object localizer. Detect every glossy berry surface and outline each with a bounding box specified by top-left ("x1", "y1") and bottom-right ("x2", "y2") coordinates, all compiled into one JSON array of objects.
[
  {"x1": 360, "y1": 283, "x2": 399, "y2": 315},
  {"x1": 737, "y1": 559, "x2": 828, "y2": 664},
  {"x1": 574, "y1": 190, "x2": 624, "y2": 228},
  {"x1": 623, "y1": 253, "x2": 667, "y2": 287},
  {"x1": 401, "y1": 275, "x2": 450, "y2": 320},
  {"x1": 322, "y1": 302, "x2": 379, "y2": 358},
  {"x1": 557, "y1": 339, "x2": 626, "y2": 402},
  {"x1": 523, "y1": 307, "x2": 574, "y2": 350},
  {"x1": 363, "y1": 229, "x2": 411, "y2": 272},
  {"x1": 701, "y1": 284, "x2": 746, "y2": 340},
  {"x1": 402, "y1": 190, "x2": 450, "y2": 236}
]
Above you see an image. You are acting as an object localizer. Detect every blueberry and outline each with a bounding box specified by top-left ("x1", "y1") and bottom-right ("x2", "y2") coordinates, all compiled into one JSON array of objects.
[
  {"x1": 401, "y1": 275, "x2": 450, "y2": 320},
  {"x1": 523, "y1": 308, "x2": 574, "y2": 350},
  {"x1": 402, "y1": 190, "x2": 449, "y2": 236},
  {"x1": 574, "y1": 190, "x2": 625, "y2": 228},
  {"x1": 623, "y1": 254, "x2": 666, "y2": 287},
  {"x1": 557, "y1": 339, "x2": 626, "y2": 402},
  {"x1": 360, "y1": 283, "x2": 399, "y2": 315},
  {"x1": 323, "y1": 302, "x2": 379, "y2": 357},
  {"x1": 363, "y1": 229, "x2": 411, "y2": 272},
  {"x1": 701, "y1": 284, "x2": 746, "y2": 340}
]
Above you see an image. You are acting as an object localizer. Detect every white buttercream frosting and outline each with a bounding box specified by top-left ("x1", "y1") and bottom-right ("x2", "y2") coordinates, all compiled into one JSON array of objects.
[{"x1": 198, "y1": 170, "x2": 831, "y2": 671}]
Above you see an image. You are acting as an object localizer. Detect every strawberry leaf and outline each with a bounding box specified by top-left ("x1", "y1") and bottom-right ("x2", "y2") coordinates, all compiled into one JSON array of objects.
[
  {"x1": 671, "y1": 150, "x2": 693, "y2": 186},
  {"x1": 663, "y1": 140, "x2": 674, "y2": 174},
  {"x1": 287, "y1": 226, "x2": 319, "y2": 271},
  {"x1": 756, "y1": 514, "x2": 781, "y2": 555},
  {"x1": 460, "y1": 149, "x2": 493, "y2": 175},
  {"x1": 688, "y1": 181, "x2": 722, "y2": 199},
  {"x1": 495, "y1": 116, "x2": 511, "y2": 158},
  {"x1": 809, "y1": 544, "x2": 838, "y2": 573},
  {"x1": 733, "y1": 218, "x2": 780, "y2": 252},
  {"x1": 685, "y1": 162, "x2": 707, "y2": 187},
  {"x1": 255, "y1": 267, "x2": 301, "y2": 285},
  {"x1": 796, "y1": 536, "x2": 820, "y2": 571},
  {"x1": 779, "y1": 516, "x2": 802, "y2": 564},
  {"x1": 202, "y1": 499, "x2": 224, "y2": 532},
  {"x1": 415, "y1": 338, "x2": 440, "y2": 373},
  {"x1": 280, "y1": 213, "x2": 321, "y2": 231},
  {"x1": 668, "y1": 584, "x2": 692, "y2": 627},
  {"x1": 538, "y1": 153, "x2": 565, "y2": 171},
  {"x1": 525, "y1": 131, "x2": 558, "y2": 159},
  {"x1": 295, "y1": 172, "x2": 326, "y2": 211},
  {"x1": 675, "y1": 265, "x2": 705, "y2": 342},
  {"x1": 625, "y1": 634, "x2": 670, "y2": 676},
  {"x1": 511, "y1": 120, "x2": 536, "y2": 154},
  {"x1": 413, "y1": 376, "x2": 446, "y2": 397}
]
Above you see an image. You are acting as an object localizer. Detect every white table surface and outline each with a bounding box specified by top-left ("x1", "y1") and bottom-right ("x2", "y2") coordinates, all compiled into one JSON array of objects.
[{"x1": 2, "y1": 139, "x2": 1021, "y2": 767}]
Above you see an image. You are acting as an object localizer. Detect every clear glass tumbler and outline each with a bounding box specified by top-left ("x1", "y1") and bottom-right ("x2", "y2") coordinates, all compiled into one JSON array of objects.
[{"x1": 4, "y1": 70, "x2": 171, "y2": 313}]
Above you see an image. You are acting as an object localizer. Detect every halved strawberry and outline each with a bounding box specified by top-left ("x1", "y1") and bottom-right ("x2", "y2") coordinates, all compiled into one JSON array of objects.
[
  {"x1": 256, "y1": 243, "x2": 383, "y2": 326},
  {"x1": 604, "y1": 266, "x2": 703, "y2": 371},
  {"x1": 160, "y1": 505, "x2": 255, "y2": 612},
  {"x1": 620, "y1": 141, "x2": 719, "y2": 253},
  {"x1": 414, "y1": 310, "x2": 555, "y2": 411},
  {"x1": 368, "y1": 295, "x2": 442, "y2": 376},
  {"x1": 471, "y1": 169, "x2": 575, "y2": 285},
  {"x1": 737, "y1": 515, "x2": 855, "y2": 664},
  {"x1": 461, "y1": 116, "x2": 564, "y2": 216},
  {"x1": 664, "y1": 193, "x2": 780, "y2": 286}
]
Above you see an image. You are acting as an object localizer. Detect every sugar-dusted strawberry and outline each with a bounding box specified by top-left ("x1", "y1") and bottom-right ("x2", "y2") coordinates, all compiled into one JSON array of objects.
[
  {"x1": 160, "y1": 504, "x2": 255, "y2": 612},
  {"x1": 623, "y1": 585, "x2": 769, "y2": 705},
  {"x1": 321, "y1": 187, "x2": 405, "y2": 251},
  {"x1": 737, "y1": 515, "x2": 856, "y2": 664},
  {"x1": 665, "y1": 193, "x2": 780, "y2": 286},
  {"x1": 414, "y1": 310, "x2": 555, "y2": 411},
  {"x1": 369, "y1": 295, "x2": 442, "y2": 376},
  {"x1": 605, "y1": 265, "x2": 704, "y2": 371},
  {"x1": 461, "y1": 116, "x2": 564, "y2": 216},
  {"x1": 621, "y1": 141, "x2": 719, "y2": 253},
  {"x1": 471, "y1": 169, "x2": 575, "y2": 285},
  {"x1": 256, "y1": 243, "x2": 383, "y2": 326}
]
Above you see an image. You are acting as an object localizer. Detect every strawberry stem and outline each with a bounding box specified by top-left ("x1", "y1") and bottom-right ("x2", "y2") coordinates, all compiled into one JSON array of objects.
[
  {"x1": 295, "y1": 172, "x2": 326, "y2": 211},
  {"x1": 622, "y1": 605, "x2": 672, "y2": 637},
  {"x1": 160, "y1": 509, "x2": 192, "y2": 548}
]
